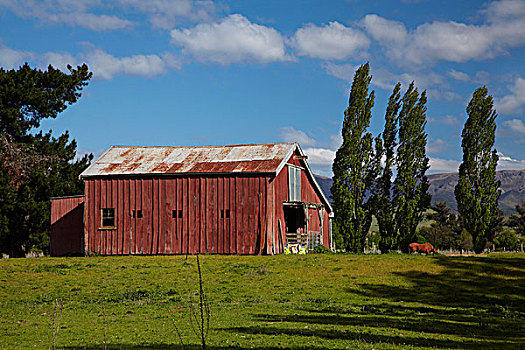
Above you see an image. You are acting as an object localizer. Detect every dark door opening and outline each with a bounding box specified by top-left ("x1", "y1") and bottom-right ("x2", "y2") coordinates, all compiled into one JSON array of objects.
[{"x1": 283, "y1": 204, "x2": 306, "y2": 246}]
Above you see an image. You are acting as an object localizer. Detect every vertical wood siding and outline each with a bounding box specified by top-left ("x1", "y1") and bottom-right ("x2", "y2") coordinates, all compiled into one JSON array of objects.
[
  {"x1": 50, "y1": 196, "x2": 85, "y2": 256},
  {"x1": 84, "y1": 174, "x2": 270, "y2": 255},
  {"x1": 82, "y1": 150, "x2": 330, "y2": 255}
]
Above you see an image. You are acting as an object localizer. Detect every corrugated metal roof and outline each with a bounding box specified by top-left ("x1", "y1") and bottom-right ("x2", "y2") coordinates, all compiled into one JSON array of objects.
[{"x1": 80, "y1": 143, "x2": 297, "y2": 177}]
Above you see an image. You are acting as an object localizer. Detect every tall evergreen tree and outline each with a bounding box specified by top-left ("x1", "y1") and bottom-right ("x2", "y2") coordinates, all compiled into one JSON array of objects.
[
  {"x1": 373, "y1": 83, "x2": 401, "y2": 253},
  {"x1": 393, "y1": 83, "x2": 431, "y2": 250},
  {"x1": 331, "y1": 63, "x2": 378, "y2": 252},
  {"x1": 454, "y1": 87, "x2": 500, "y2": 253},
  {"x1": 0, "y1": 63, "x2": 92, "y2": 257}
]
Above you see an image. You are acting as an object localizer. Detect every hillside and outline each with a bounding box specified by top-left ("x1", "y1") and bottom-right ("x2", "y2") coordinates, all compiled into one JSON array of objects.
[
  {"x1": 315, "y1": 169, "x2": 525, "y2": 215},
  {"x1": 428, "y1": 169, "x2": 525, "y2": 215}
]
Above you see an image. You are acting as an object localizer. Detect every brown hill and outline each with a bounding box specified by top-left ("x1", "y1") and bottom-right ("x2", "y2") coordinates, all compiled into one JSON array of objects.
[
  {"x1": 315, "y1": 169, "x2": 525, "y2": 215},
  {"x1": 428, "y1": 169, "x2": 525, "y2": 215}
]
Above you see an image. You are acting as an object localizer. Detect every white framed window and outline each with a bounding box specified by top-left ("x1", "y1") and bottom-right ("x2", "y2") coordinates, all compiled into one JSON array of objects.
[{"x1": 288, "y1": 165, "x2": 301, "y2": 201}]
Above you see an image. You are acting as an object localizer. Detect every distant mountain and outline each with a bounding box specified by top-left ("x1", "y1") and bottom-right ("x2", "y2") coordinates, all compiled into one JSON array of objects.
[
  {"x1": 314, "y1": 175, "x2": 333, "y2": 202},
  {"x1": 428, "y1": 169, "x2": 525, "y2": 215},
  {"x1": 314, "y1": 169, "x2": 525, "y2": 215}
]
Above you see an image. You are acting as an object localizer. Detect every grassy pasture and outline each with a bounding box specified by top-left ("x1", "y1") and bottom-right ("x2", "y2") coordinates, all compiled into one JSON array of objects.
[{"x1": 1, "y1": 253, "x2": 524, "y2": 349}]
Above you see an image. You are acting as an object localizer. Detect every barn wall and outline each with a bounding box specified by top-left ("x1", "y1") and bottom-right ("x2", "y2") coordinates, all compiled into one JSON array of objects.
[
  {"x1": 50, "y1": 196, "x2": 85, "y2": 256},
  {"x1": 272, "y1": 152, "x2": 332, "y2": 250},
  {"x1": 84, "y1": 175, "x2": 270, "y2": 255}
]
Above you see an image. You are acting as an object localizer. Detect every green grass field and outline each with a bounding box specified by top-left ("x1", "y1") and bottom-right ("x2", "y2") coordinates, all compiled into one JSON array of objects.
[{"x1": 1, "y1": 253, "x2": 524, "y2": 349}]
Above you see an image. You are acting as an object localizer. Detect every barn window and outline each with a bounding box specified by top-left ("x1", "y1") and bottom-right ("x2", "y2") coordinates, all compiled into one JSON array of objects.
[
  {"x1": 132, "y1": 209, "x2": 143, "y2": 218},
  {"x1": 220, "y1": 209, "x2": 230, "y2": 219},
  {"x1": 172, "y1": 210, "x2": 183, "y2": 219},
  {"x1": 288, "y1": 165, "x2": 301, "y2": 201},
  {"x1": 101, "y1": 208, "x2": 115, "y2": 227}
]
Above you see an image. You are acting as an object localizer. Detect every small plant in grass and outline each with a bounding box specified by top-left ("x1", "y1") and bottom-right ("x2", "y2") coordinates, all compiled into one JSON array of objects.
[
  {"x1": 173, "y1": 254, "x2": 210, "y2": 350},
  {"x1": 50, "y1": 298, "x2": 63, "y2": 350},
  {"x1": 101, "y1": 298, "x2": 107, "y2": 350}
]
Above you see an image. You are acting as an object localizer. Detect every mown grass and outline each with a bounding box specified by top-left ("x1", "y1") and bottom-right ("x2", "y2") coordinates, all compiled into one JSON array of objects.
[{"x1": 1, "y1": 253, "x2": 524, "y2": 349}]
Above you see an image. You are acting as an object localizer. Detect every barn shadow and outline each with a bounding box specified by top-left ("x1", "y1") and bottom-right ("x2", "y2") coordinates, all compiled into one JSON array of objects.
[{"x1": 223, "y1": 256, "x2": 525, "y2": 349}]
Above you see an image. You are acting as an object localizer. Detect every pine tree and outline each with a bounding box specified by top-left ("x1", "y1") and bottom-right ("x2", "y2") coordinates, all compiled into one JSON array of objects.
[
  {"x1": 0, "y1": 63, "x2": 92, "y2": 257},
  {"x1": 331, "y1": 63, "x2": 378, "y2": 252},
  {"x1": 373, "y1": 83, "x2": 401, "y2": 253},
  {"x1": 393, "y1": 83, "x2": 431, "y2": 250},
  {"x1": 454, "y1": 87, "x2": 500, "y2": 253}
]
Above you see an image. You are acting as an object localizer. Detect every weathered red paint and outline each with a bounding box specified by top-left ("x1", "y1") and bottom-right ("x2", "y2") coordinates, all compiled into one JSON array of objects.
[
  {"x1": 53, "y1": 143, "x2": 332, "y2": 256},
  {"x1": 50, "y1": 195, "x2": 85, "y2": 256}
]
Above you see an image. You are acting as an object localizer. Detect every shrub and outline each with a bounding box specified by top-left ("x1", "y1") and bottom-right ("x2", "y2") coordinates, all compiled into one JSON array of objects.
[
  {"x1": 493, "y1": 230, "x2": 519, "y2": 251},
  {"x1": 313, "y1": 245, "x2": 332, "y2": 254}
]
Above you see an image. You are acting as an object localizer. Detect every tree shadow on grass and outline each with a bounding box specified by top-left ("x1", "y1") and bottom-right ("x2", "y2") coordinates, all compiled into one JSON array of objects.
[
  {"x1": 223, "y1": 256, "x2": 525, "y2": 349},
  {"x1": 346, "y1": 256, "x2": 525, "y2": 312},
  {"x1": 61, "y1": 345, "x2": 327, "y2": 350}
]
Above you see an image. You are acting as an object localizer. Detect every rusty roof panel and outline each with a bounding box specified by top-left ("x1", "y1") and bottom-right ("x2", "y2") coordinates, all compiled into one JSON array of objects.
[{"x1": 80, "y1": 143, "x2": 297, "y2": 177}]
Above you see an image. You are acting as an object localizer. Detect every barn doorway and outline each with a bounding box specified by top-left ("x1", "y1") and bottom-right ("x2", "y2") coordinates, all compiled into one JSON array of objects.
[{"x1": 283, "y1": 203, "x2": 307, "y2": 246}]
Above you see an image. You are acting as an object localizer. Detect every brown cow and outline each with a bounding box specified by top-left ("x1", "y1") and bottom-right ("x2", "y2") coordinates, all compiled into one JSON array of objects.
[
  {"x1": 408, "y1": 242, "x2": 438, "y2": 255},
  {"x1": 408, "y1": 242, "x2": 420, "y2": 254}
]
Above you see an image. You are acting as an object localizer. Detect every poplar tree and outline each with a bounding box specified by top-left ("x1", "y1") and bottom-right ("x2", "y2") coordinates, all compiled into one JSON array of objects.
[
  {"x1": 332, "y1": 63, "x2": 378, "y2": 253},
  {"x1": 393, "y1": 83, "x2": 431, "y2": 250},
  {"x1": 373, "y1": 83, "x2": 401, "y2": 253},
  {"x1": 454, "y1": 87, "x2": 500, "y2": 253}
]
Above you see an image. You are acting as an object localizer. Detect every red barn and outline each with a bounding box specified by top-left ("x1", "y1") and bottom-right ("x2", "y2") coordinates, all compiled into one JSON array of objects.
[{"x1": 50, "y1": 142, "x2": 333, "y2": 256}]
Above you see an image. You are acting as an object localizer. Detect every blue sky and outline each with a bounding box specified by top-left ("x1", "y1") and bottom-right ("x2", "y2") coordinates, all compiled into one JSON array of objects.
[{"x1": 1, "y1": 0, "x2": 524, "y2": 176}]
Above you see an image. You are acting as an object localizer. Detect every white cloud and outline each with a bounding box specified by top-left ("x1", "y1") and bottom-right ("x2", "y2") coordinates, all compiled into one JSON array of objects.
[
  {"x1": 321, "y1": 62, "x2": 358, "y2": 82},
  {"x1": 497, "y1": 77, "x2": 525, "y2": 114},
  {"x1": 0, "y1": 45, "x2": 33, "y2": 68},
  {"x1": 429, "y1": 114, "x2": 462, "y2": 126},
  {"x1": 363, "y1": 2, "x2": 525, "y2": 67},
  {"x1": 303, "y1": 147, "x2": 336, "y2": 167},
  {"x1": 322, "y1": 63, "x2": 458, "y2": 101},
  {"x1": 170, "y1": 14, "x2": 290, "y2": 64},
  {"x1": 448, "y1": 69, "x2": 470, "y2": 82},
  {"x1": 277, "y1": 126, "x2": 339, "y2": 176},
  {"x1": 404, "y1": 21, "x2": 495, "y2": 65},
  {"x1": 0, "y1": 40, "x2": 182, "y2": 80},
  {"x1": 116, "y1": 0, "x2": 217, "y2": 29},
  {"x1": 290, "y1": 21, "x2": 369, "y2": 60},
  {"x1": 496, "y1": 152, "x2": 525, "y2": 170},
  {"x1": 58, "y1": 12, "x2": 133, "y2": 31},
  {"x1": 426, "y1": 89, "x2": 462, "y2": 103},
  {"x1": 279, "y1": 126, "x2": 317, "y2": 147},
  {"x1": 503, "y1": 118, "x2": 525, "y2": 134},
  {"x1": 428, "y1": 157, "x2": 460, "y2": 174},
  {"x1": 427, "y1": 138, "x2": 450, "y2": 155},
  {"x1": 484, "y1": 0, "x2": 525, "y2": 23},
  {"x1": 303, "y1": 147, "x2": 336, "y2": 176},
  {"x1": 361, "y1": 14, "x2": 407, "y2": 45},
  {"x1": 41, "y1": 51, "x2": 78, "y2": 72},
  {"x1": 0, "y1": 0, "x2": 133, "y2": 31},
  {"x1": 0, "y1": 0, "x2": 219, "y2": 31},
  {"x1": 79, "y1": 48, "x2": 179, "y2": 80}
]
